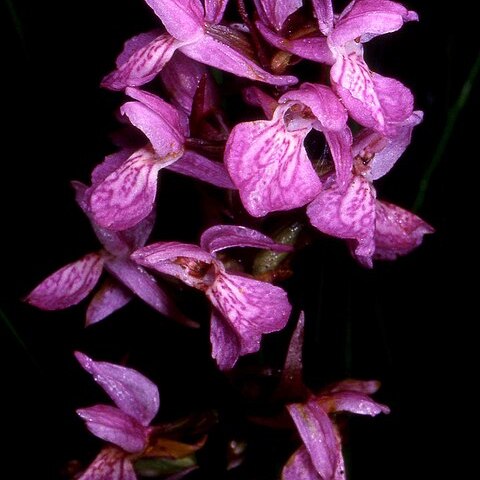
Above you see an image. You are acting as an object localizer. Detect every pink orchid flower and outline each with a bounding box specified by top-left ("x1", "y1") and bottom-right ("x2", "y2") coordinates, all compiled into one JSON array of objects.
[
  {"x1": 132, "y1": 225, "x2": 292, "y2": 369},
  {"x1": 307, "y1": 112, "x2": 434, "y2": 267},
  {"x1": 102, "y1": 0, "x2": 297, "y2": 91}
]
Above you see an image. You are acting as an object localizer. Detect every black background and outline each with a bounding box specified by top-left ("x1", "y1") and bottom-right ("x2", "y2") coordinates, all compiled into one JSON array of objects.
[{"x1": 2, "y1": 0, "x2": 477, "y2": 478}]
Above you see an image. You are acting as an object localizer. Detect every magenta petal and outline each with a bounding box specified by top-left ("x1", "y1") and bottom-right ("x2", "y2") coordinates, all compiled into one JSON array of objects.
[
  {"x1": 210, "y1": 308, "x2": 241, "y2": 370},
  {"x1": 256, "y1": 22, "x2": 335, "y2": 64},
  {"x1": 72, "y1": 180, "x2": 92, "y2": 213},
  {"x1": 331, "y1": 52, "x2": 414, "y2": 133},
  {"x1": 330, "y1": 50, "x2": 385, "y2": 132},
  {"x1": 26, "y1": 253, "x2": 104, "y2": 310},
  {"x1": 371, "y1": 72, "x2": 414, "y2": 128},
  {"x1": 243, "y1": 86, "x2": 278, "y2": 119},
  {"x1": 160, "y1": 53, "x2": 213, "y2": 114},
  {"x1": 77, "y1": 405, "x2": 148, "y2": 453},
  {"x1": 282, "y1": 446, "x2": 322, "y2": 480},
  {"x1": 278, "y1": 311, "x2": 305, "y2": 395},
  {"x1": 254, "y1": 0, "x2": 302, "y2": 31},
  {"x1": 323, "y1": 128, "x2": 353, "y2": 188},
  {"x1": 75, "y1": 352, "x2": 160, "y2": 426},
  {"x1": 133, "y1": 242, "x2": 213, "y2": 265},
  {"x1": 132, "y1": 242, "x2": 214, "y2": 289},
  {"x1": 91, "y1": 150, "x2": 136, "y2": 186},
  {"x1": 307, "y1": 176, "x2": 376, "y2": 264},
  {"x1": 280, "y1": 83, "x2": 348, "y2": 132},
  {"x1": 89, "y1": 147, "x2": 167, "y2": 231},
  {"x1": 225, "y1": 105, "x2": 321, "y2": 216},
  {"x1": 122, "y1": 90, "x2": 186, "y2": 155},
  {"x1": 71, "y1": 181, "x2": 133, "y2": 255},
  {"x1": 332, "y1": 0, "x2": 418, "y2": 45},
  {"x1": 166, "y1": 150, "x2": 235, "y2": 189},
  {"x1": 318, "y1": 391, "x2": 390, "y2": 416},
  {"x1": 79, "y1": 446, "x2": 136, "y2": 480},
  {"x1": 324, "y1": 379, "x2": 381, "y2": 395},
  {"x1": 72, "y1": 181, "x2": 150, "y2": 258},
  {"x1": 105, "y1": 257, "x2": 193, "y2": 326},
  {"x1": 102, "y1": 33, "x2": 182, "y2": 91},
  {"x1": 374, "y1": 201, "x2": 434, "y2": 260},
  {"x1": 204, "y1": 0, "x2": 229, "y2": 23},
  {"x1": 287, "y1": 401, "x2": 342, "y2": 479},
  {"x1": 115, "y1": 30, "x2": 162, "y2": 68},
  {"x1": 200, "y1": 224, "x2": 293, "y2": 254},
  {"x1": 117, "y1": 209, "x2": 157, "y2": 252},
  {"x1": 279, "y1": 84, "x2": 354, "y2": 186},
  {"x1": 125, "y1": 87, "x2": 187, "y2": 135},
  {"x1": 208, "y1": 272, "x2": 291, "y2": 359},
  {"x1": 86, "y1": 279, "x2": 133, "y2": 326},
  {"x1": 354, "y1": 111, "x2": 423, "y2": 181},
  {"x1": 181, "y1": 33, "x2": 297, "y2": 86},
  {"x1": 312, "y1": 0, "x2": 334, "y2": 35},
  {"x1": 145, "y1": 0, "x2": 204, "y2": 41}
]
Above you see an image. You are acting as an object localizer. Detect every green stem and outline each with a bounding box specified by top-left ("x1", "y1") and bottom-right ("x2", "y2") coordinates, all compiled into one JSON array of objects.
[{"x1": 414, "y1": 51, "x2": 480, "y2": 212}]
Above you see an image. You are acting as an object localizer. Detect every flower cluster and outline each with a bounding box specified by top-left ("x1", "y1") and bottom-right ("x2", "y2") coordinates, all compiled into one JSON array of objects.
[{"x1": 27, "y1": 1, "x2": 432, "y2": 478}]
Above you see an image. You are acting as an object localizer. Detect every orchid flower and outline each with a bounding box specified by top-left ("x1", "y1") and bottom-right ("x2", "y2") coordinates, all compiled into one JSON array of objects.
[
  {"x1": 257, "y1": 0, "x2": 417, "y2": 134},
  {"x1": 132, "y1": 225, "x2": 292, "y2": 369},
  {"x1": 307, "y1": 112, "x2": 434, "y2": 267},
  {"x1": 75, "y1": 352, "x2": 159, "y2": 479},
  {"x1": 225, "y1": 82, "x2": 352, "y2": 217},
  {"x1": 283, "y1": 380, "x2": 390, "y2": 480},
  {"x1": 88, "y1": 87, "x2": 235, "y2": 232},
  {"x1": 102, "y1": 0, "x2": 297, "y2": 91},
  {"x1": 25, "y1": 172, "x2": 189, "y2": 327}
]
